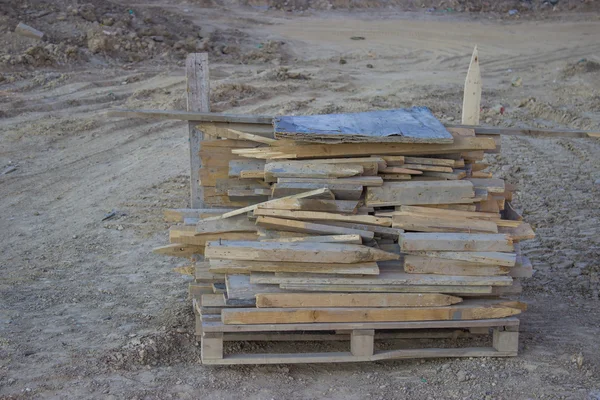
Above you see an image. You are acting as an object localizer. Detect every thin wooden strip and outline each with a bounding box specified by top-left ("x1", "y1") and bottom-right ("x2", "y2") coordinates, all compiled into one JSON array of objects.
[
  {"x1": 260, "y1": 234, "x2": 362, "y2": 244},
  {"x1": 279, "y1": 284, "x2": 493, "y2": 294},
  {"x1": 410, "y1": 251, "x2": 517, "y2": 267},
  {"x1": 400, "y1": 233, "x2": 513, "y2": 252},
  {"x1": 277, "y1": 176, "x2": 384, "y2": 187},
  {"x1": 265, "y1": 162, "x2": 364, "y2": 181},
  {"x1": 366, "y1": 181, "x2": 475, "y2": 207},
  {"x1": 392, "y1": 214, "x2": 498, "y2": 233},
  {"x1": 380, "y1": 167, "x2": 423, "y2": 175},
  {"x1": 403, "y1": 164, "x2": 454, "y2": 173},
  {"x1": 253, "y1": 209, "x2": 391, "y2": 227},
  {"x1": 209, "y1": 259, "x2": 379, "y2": 275},
  {"x1": 258, "y1": 198, "x2": 359, "y2": 213},
  {"x1": 255, "y1": 216, "x2": 375, "y2": 241}
]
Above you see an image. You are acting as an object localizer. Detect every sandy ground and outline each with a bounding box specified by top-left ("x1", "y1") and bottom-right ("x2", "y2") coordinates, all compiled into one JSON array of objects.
[{"x1": 1, "y1": 4, "x2": 600, "y2": 399}]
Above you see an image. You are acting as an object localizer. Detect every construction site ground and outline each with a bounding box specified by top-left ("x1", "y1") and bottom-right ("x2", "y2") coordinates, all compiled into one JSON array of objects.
[{"x1": 1, "y1": 1, "x2": 600, "y2": 399}]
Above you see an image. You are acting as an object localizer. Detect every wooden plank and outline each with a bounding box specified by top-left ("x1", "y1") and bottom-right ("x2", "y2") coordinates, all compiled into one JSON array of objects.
[
  {"x1": 205, "y1": 241, "x2": 399, "y2": 263},
  {"x1": 203, "y1": 316, "x2": 519, "y2": 332},
  {"x1": 255, "y1": 216, "x2": 375, "y2": 241},
  {"x1": 225, "y1": 128, "x2": 276, "y2": 145},
  {"x1": 255, "y1": 293, "x2": 463, "y2": 308},
  {"x1": 392, "y1": 214, "x2": 498, "y2": 233},
  {"x1": 277, "y1": 176, "x2": 383, "y2": 187},
  {"x1": 498, "y1": 223, "x2": 536, "y2": 242},
  {"x1": 273, "y1": 107, "x2": 454, "y2": 143},
  {"x1": 306, "y1": 157, "x2": 387, "y2": 171},
  {"x1": 258, "y1": 198, "x2": 358, "y2": 213},
  {"x1": 203, "y1": 188, "x2": 333, "y2": 221},
  {"x1": 366, "y1": 181, "x2": 475, "y2": 207},
  {"x1": 351, "y1": 330, "x2": 374, "y2": 357},
  {"x1": 187, "y1": 53, "x2": 210, "y2": 208},
  {"x1": 221, "y1": 302, "x2": 521, "y2": 324},
  {"x1": 380, "y1": 174, "x2": 412, "y2": 180},
  {"x1": 196, "y1": 214, "x2": 257, "y2": 234},
  {"x1": 410, "y1": 251, "x2": 517, "y2": 267},
  {"x1": 305, "y1": 220, "x2": 404, "y2": 238},
  {"x1": 226, "y1": 275, "x2": 285, "y2": 300},
  {"x1": 400, "y1": 233, "x2": 513, "y2": 252},
  {"x1": 280, "y1": 284, "x2": 493, "y2": 294},
  {"x1": 260, "y1": 234, "x2": 363, "y2": 245},
  {"x1": 253, "y1": 209, "x2": 391, "y2": 227},
  {"x1": 170, "y1": 228, "x2": 258, "y2": 246},
  {"x1": 271, "y1": 182, "x2": 363, "y2": 200},
  {"x1": 239, "y1": 170, "x2": 265, "y2": 179},
  {"x1": 380, "y1": 167, "x2": 423, "y2": 175},
  {"x1": 462, "y1": 46, "x2": 482, "y2": 125},
  {"x1": 403, "y1": 164, "x2": 454, "y2": 173},
  {"x1": 421, "y1": 170, "x2": 467, "y2": 180},
  {"x1": 209, "y1": 259, "x2": 380, "y2": 275},
  {"x1": 404, "y1": 157, "x2": 456, "y2": 167},
  {"x1": 265, "y1": 162, "x2": 363, "y2": 182},
  {"x1": 251, "y1": 271, "x2": 512, "y2": 286},
  {"x1": 405, "y1": 263, "x2": 510, "y2": 276},
  {"x1": 229, "y1": 159, "x2": 266, "y2": 178},
  {"x1": 467, "y1": 178, "x2": 505, "y2": 194},
  {"x1": 153, "y1": 243, "x2": 204, "y2": 257},
  {"x1": 419, "y1": 204, "x2": 477, "y2": 212},
  {"x1": 231, "y1": 136, "x2": 496, "y2": 159}
]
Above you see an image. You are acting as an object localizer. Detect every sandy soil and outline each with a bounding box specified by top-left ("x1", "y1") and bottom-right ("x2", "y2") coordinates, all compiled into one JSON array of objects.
[{"x1": 1, "y1": 2, "x2": 600, "y2": 399}]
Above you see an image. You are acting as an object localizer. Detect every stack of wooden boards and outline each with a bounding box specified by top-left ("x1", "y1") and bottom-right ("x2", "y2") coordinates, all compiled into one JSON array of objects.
[{"x1": 156, "y1": 122, "x2": 535, "y2": 365}]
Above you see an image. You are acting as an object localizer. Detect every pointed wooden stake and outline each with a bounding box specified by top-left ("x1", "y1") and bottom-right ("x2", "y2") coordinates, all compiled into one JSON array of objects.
[{"x1": 462, "y1": 46, "x2": 482, "y2": 125}]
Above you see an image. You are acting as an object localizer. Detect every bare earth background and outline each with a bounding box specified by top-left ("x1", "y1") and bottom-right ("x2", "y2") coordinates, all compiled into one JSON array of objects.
[{"x1": 1, "y1": 1, "x2": 600, "y2": 399}]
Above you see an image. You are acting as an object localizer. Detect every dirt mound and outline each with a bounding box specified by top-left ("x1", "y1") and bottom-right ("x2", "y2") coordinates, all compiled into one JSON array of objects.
[{"x1": 562, "y1": 59, "x2": 600, "y2": 78}]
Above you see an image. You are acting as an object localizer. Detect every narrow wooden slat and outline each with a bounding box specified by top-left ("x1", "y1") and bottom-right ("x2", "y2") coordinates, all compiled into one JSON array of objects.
[
  {"x1": 209, "y1": 259, "x2": 379, "y2": 275},
  {"x1": 255, "y1": 293, "x2": 463, "y2": 308},
  {"x1": 253, "y1": 209, "x2": 391, "y2": 227},
  {"x1": 255, "y1": 216, "x2": 375, "y2": 241}
]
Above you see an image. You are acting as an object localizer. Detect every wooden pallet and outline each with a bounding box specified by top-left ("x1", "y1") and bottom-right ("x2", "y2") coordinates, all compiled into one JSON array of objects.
[{"x1": 195, "y1": 300, "x2": 519, "y2": 365}]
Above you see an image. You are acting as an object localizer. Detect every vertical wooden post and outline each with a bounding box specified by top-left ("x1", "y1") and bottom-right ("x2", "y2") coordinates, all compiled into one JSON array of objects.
[
  {"x1": 492, "y1": 328, "x2": 519, "y2": 354},
  {"x1": 462, "y1": 46, "x2": 481, "y2": 126},
  {"x1": 186, "y1": 53, "x2": 210, "y2": 208},
  {"x1": 201, "y1": 332, "x2": 224, "y2": 361}
]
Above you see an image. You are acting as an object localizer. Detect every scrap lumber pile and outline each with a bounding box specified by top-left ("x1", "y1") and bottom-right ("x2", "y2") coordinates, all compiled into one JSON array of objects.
[{"x1": 156, "y1": 108, "x2": 535, "y2": 364}]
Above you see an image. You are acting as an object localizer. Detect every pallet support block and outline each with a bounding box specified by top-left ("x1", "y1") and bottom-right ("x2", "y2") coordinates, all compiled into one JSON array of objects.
[
  {"x1": 350, "y1": 329, "x2": 375, "y2": 357},
  {"x1": 202, "y1": 332, "x2": 224, "y2": 361},
  {"x1": 492, "y1": 328, "x2": 519, "y2": 354}
]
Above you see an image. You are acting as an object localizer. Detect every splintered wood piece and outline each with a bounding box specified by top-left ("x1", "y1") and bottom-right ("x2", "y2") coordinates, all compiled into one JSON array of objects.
[
  {"x1": 280, "y1": 284, "x2": 492, "y2": 294},
  {"x1": 226, "y1": 128, "x2": 277, "y2": 145},
  {"x1": 402, "y1": 164, "x2": 454, "y2": 173},
  {"x1": 253, "y1": 209, "x2": 391, "y2": 227},
  {"x1": 462, "y1": 46, "x2": 481, "y2": 125},
  {"x1": 209, "y1": 259, "x2": 379, "y2": 275},
  {"x1": 392, "y1": 214, "x2": 498, "y2": 233},
  {"x1": 366, "y1": 181, "x2": 475, "y2": 207},
  {"x1": 153, "y1": 243, "x2": 204, "y2": 257},
  {"x1": 205, "y1": 241, "x2": 399, "y2": 263},
  {"x1": 260, "y1": 234, "x2": 363, "y2": 244},
  {"x1": 221, "y1": 301, "x2": 521, "y2": 324},
  {"x1": 380, "y1": 167, "x2": 423, "y2": 175},
  {"x1": 202, "y1": 188, "x2": 333, "y2": 221},
  {"x1": 410, "y1": 251, "x2": 517, "y2": 267},
  {"x1": 498, "y1": 223, "x2": 536, "y2": 242},
  {"x1": 400, "y1": 233, "x2": 513, "y2": 252},
  {"x1": 271, "y1": 183, "x2": 363, "y2": 200},
  {"x1": 277, "y1": 176, "x2": 383, "y2": 187},
  {"x1": 250, "y1": 271, "x2": 512, "y2": 286},
  {"x1": 255, "y1": 216, "x2": 375, "y2": 241},
  {"x1": 170, "y1": 228, "x2": 258, "y2": 246},
  {"x1": 231, "y1": 136, "x2": 496, "y2": 159},
  {"x1": 264, "y1": 161, "x2": 363, "y2": 182},
  {"x1": 259, "y1": 198, "x2": 359, "y2": 213},
  {"x1": 255, "y1": 293, "x2": 463, "y2": 308}
]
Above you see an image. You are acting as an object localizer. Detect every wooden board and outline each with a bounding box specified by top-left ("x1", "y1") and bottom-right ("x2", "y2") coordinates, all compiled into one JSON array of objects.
[
  {"x1": 209, "y1": 259, "x2": 380, "y2": 275},
  {"x1": 226, "y1": 275, "x2": 285, "y2": 301},
  {"x1": 170, "y1": 228, "x2": 258, "y2": 246},
  {"x1": 273, "y1": 107, "x2": 454, "y2": 143},
  {"x1": 392, "y1": 214, "x2": 498, "y2": 233},
  {"x1": 229, "y1": 159, "x2": 266, "y2": 178},
  {"x1": 255, "y1": 293, "x2": 463, "y2": 308},
  {"x1": 380, "y1": 167, "x2": 423, "y2": 175},
  {"x1": 366, "y1": 181, "x2": 475, "y2": 207},
  {"x1": 258, "y1": 198, "x2": 359, "y2": 213},
  {"x1": 271, "y1": 183, "x2": 363, "y2": 200},
  {"x1": 253, "y1": 209, "x2": 391, "y2": 227},
  {"x1": 260, "y1": 234, "x2": 363, "y2": 244},
  {"x1": 264, "y1": 162, "x2": 363, "y2": 181},
  {"x1": 205, "y1": 241, "x2": 399, "y2": 263},
  {"x1": 222, "y1": 302, "x2": 522, "y2": 324},
  {"x1": 403, "y1": 164, "x2": 454, "y2": 173},
  {"x1": 231, "y1": 135, "x2": 496, "y2": 160},
  {"x1": 404, "y1": 263, "x2": 510, "y2": 276},
  {"x1": 462, "y1": 46, "x2": 482, "y2": 125},
  {"x1": 403, "y1": 157, "x2": 456, "y2": 167},
  {"x1": 410, "y1": 251, "x2": 517, "y2": 267},
  {"x1": 153, "y1": 243, "x2": 204, "y2": 257},
  {"x1": 280, "y1": 284, "x2": 493, "y2": 294},
  {"x1": 277, "y1": 176, "x2": 383, "y2": 187},
  {"x1": 196, "y1": 215, "x2": 257, "y2": 234},
  {"x1": 250, "y1": 271, "x2": 513, "y2": 286},
  {"x1": 400, "y1": 233, "x2": 513, "y2": 252},
  {"x1": 255, "y1": 216, "x2": 375, "y2": 241}
]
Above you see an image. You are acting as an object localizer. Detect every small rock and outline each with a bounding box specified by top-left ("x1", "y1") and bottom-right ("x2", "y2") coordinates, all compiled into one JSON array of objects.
[
  {"x1": 457, "y1": 370, "x2": 468, "y2": 382},
  {"x1": 339, "y1": 58, "x2": 347, "y2": 65},
  {"x1": 350, "y1": 36, "x2": 366, "y2": 40},
  {"x1": 594, "y1": 178, "x2": 600, "y2": 185},
  {"x1": 491, "y1": 104, "x2": 505, "y2": 115},
  {"x1": 117, "y1": 225, "x2": 124, "y2": 231},
  {"x1": 366, "y1": 63, "x2": 373, "y2": 68},
  {"x1": 511, "y1": 76, "x2": 522, "y2": 87},
  {"x1": 508, "y1": 9, "x2": 518, "y2": 16}
]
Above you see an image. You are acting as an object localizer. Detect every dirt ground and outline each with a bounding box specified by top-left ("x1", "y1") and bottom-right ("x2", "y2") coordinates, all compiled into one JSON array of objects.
[{"x1": 1, "y1": 1, "x2": 600, "y2": 399}]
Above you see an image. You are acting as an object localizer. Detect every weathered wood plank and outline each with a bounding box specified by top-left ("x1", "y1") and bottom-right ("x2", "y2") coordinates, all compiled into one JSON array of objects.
[
  {"x1": 271, "y1": 183, "x2": 363, "y2": 200},
  {"x1": 366, "y1": 181, "x2": 475, "y2": 207},
  {"x1": 205, "y1": 241, "x2": 399, "y2": 263},
  {"x1": 255, "y1": 216, "x2": 375, "y2": 241},
  {"x1": 280, "y1": 284, "x2": 493, "y2": 294},
  {"x1": 209, "y1": 259, "x2": 379, "y2": 275},
  {"x1": 462, "y1": 46, "x2": 481, "y2": 125},
  {"x1": 277, "y1": 176, "x2": 383, "y2": 187},
  {"x1": 260, "y1": 234, "x2": 362, "y2": 244},
  {"x1": 400, "y1": 233, "x2": 513, "y2": 252},
  {"x1": 392, "y1": 214, "x2": 498, "y2": 233},
  {"x1": 410, "y1": 251, "x2": 517, "y2": 267},
  {"x1": 255, "y1": 293, "x2": 463, "y2": 308},
  {"x1": 265, "y1": 162, "x2": 363, "y2": 182},
  {"x1": 253, "y1": 209, "x2": 391, "y2": 227},
  {"x1": 258, "y1": 198, "x2": 359, "y2": 213}
]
